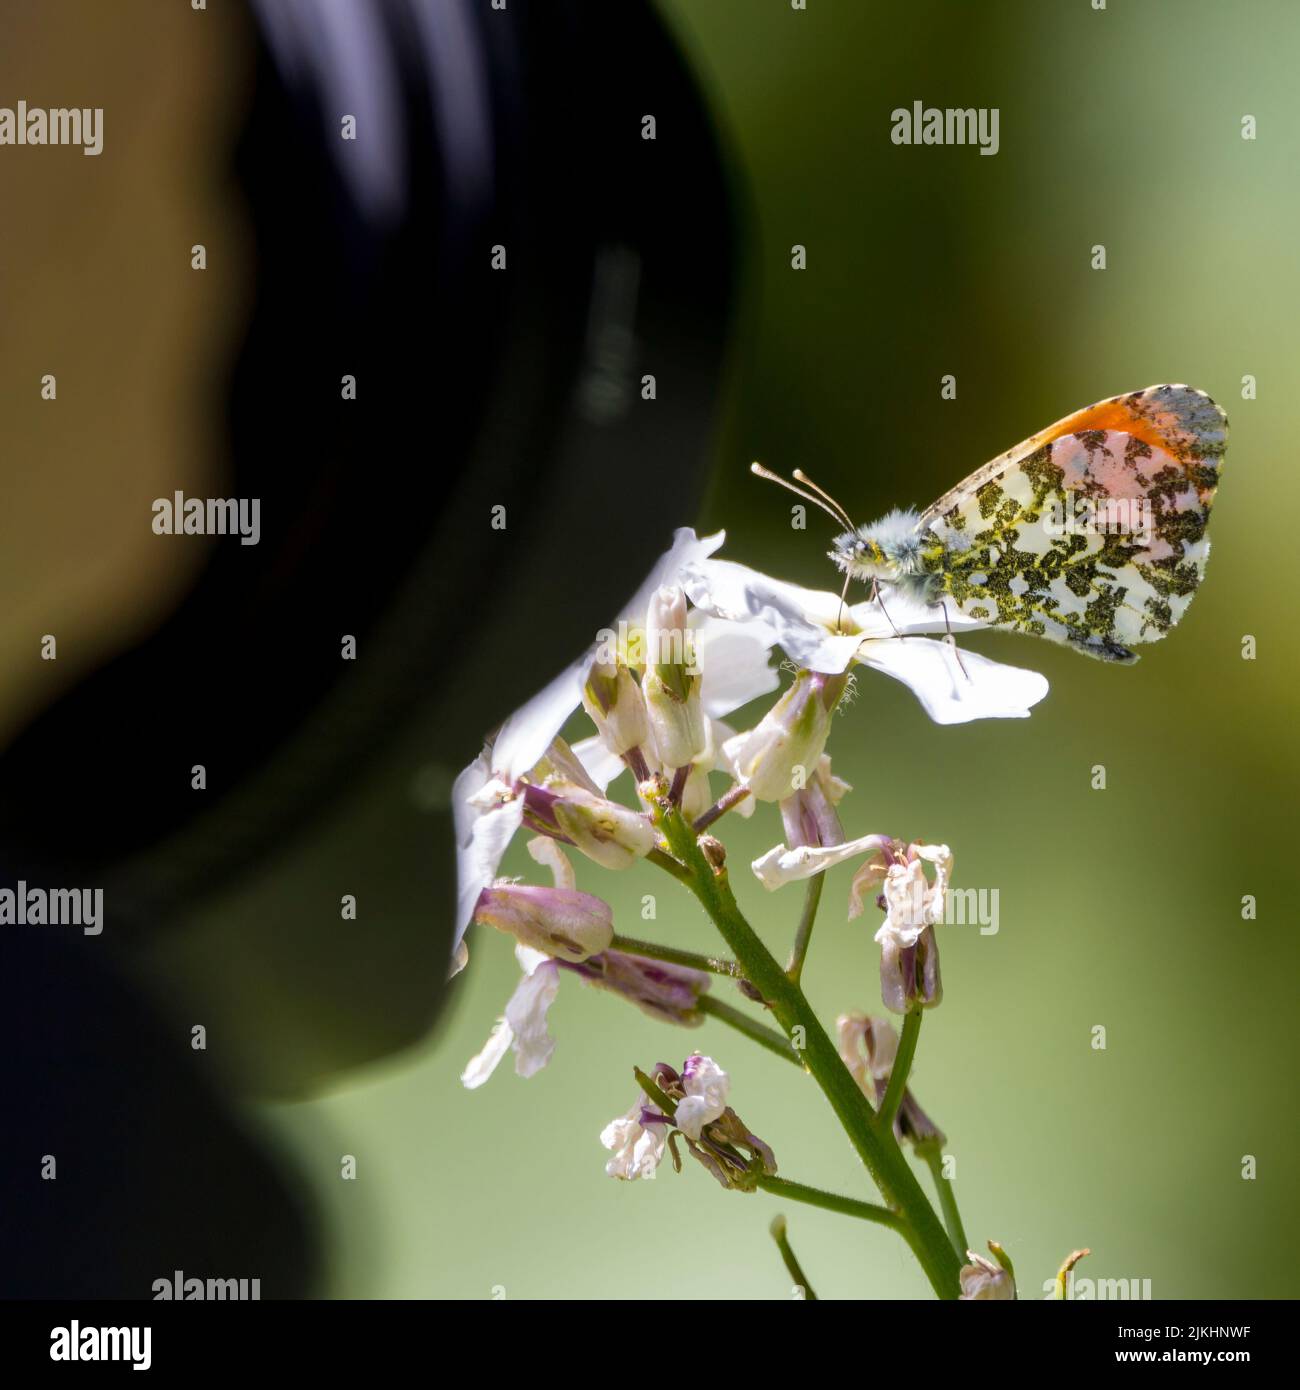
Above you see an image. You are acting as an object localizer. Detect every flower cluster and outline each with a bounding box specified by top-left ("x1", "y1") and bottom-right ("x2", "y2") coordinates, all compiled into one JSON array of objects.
[
  {"x1": 602, "y1": 1055, "x2": 777, "y2": 1191},
  {"x1": 449, "y1": 527, "x2": 1070, "y2": 1301}
]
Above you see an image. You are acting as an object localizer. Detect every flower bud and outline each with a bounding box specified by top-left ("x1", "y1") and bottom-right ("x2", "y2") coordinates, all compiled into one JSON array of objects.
[
  {"x1": 582, "y1": 659, "x2": 649, "y2": 758},
  {"x1": 707, "y1": 1106, "x2": 778, "y2": 1176},
  {"x1": 855, "y1": 842, "x2": 951, "y2": 1013},
  {"x1": 473, "y1": 882, "x2": 613, "y2": 962},
  {"x1": 959, "y1": 1250, "x2": 1015, "y2": 1301},
  {"x1": 780, "y1": 753, "x2": 849, "y2": 849},
  {"x1": 675, "y1": 1052, "x2": 730, "y2": 1139},
  {"x1": 836, "y1": 1012, "x2": 946, "y2": 1149},
  {"x1": 879, "y1": 923, "x2": 943, "y2": 1013},
  {"x1": 643, "y1": 586, "x2": 706, "y2": 767},
  {"x1": 723, "y1": 670, "x2": 847, "y2": 803},
  {"x1": 564, "y1": 950, "x2": 709, "y2": 1024},
  {"x1": 550, "y1": 790, "x2": 657, "y2": 870}
]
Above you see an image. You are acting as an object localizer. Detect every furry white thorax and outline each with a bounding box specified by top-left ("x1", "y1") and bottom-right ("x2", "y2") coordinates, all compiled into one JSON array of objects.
[{"x1": 829, "y1": 507, "x2": 941, "y2": 603}]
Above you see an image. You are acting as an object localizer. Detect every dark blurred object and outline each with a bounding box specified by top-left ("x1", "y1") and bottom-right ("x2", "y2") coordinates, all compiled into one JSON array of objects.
[
  {"x1": 0, "y1": 0, "x2": 734, "y2": 1042},
  {"x1": 0, "y1": 928, "x2": 319, "y2": 1298},
  {"x1": 0, "y1": 0, "x2": 735, "y2": 1296}
]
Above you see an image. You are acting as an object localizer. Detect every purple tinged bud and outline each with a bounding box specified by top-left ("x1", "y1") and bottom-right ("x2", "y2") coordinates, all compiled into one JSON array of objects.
[
  {"x1": 473, "y1": 882, "x2": 613, "y2": 962},
  {"x1": 779, "y1": 755, "x2": 847, "y2": 850},
  {"x1": 879, "y1": 922, "x2": 943, "y2": 1014},
  {"x1": 563, "y1": 950, "x2": 710, "y2": 1024}
]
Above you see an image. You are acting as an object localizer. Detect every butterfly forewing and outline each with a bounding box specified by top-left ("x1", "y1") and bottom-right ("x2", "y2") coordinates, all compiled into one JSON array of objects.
[{"x1": 916, "y1": 385, "x2": 1227, "y2": 662}]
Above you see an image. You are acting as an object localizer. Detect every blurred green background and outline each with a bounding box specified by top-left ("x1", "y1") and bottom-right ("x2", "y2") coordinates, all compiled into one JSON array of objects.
[{"x1": 178, "y1": 0, "x2": 1298, "y2": 1298}]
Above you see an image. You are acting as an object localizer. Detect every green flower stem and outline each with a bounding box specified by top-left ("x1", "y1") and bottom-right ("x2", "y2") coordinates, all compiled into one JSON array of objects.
[
  {"x1": 698, "y1": 994, "x2": 802, "y2": 1065},
  {"x1": 647, "y1": 847, "x2": 691, "y2": 883},
  {"x1": 769, "y1": 1215, "x2": 818, "y2": 1300},
  {"x1": 877, "y1": 1007, "x2": 921, "y2": 1134},
  {"x1": 654, "y1": 802, "x2": 962, "y2": 1300},
  {"x1": 785, "y1": 874, "x2": 823, "y2": 985},
  {"x1": 609, "y1": 933, "x2": 740, "y2": 978},
  {"x1": 923, "y1": 1147, "x2": 969, "y2": 1258},
  {"x1": 757, "y1": 1175, "x2": 902, "y2": 1231}
]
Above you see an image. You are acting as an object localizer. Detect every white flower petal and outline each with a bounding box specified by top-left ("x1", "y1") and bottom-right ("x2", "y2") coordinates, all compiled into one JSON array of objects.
[
  {"x1": 504, "y1": 958, "x2": 561, "y2": 1079},
  {"x1": 676, "y1": 1054, "x2": 730, "y2": 1139},
  {"x1": 752, "y1": 833, "x2": 891, "y2": 891},
  {"x1": 491, "y1": 529, "x2": 726, "y2": 780},
  {"x1": 601, "y1": 1104, "x2": 668, "y2": 1180},
  {"x1": 692, "y1": 615, "x2": 780, "y2": 717},
  {"x1": 859, "y1": 637, "x2": 1049, "y2": 724},
  {"x1": 491, "y1": 659, "x2": 590, "y2": 784},
  {"x1": 514, "y1": 944, "x2": 551, "y2": 975},
  {"x1": 460, "y1": 1017, "x2": 513, "y2": 1090},
  {"x1": 620, "y1": 528, "x2": 726, "y2": 629},
  {"x1": 452, "y1": 755, "x2": 526, "y2": 950},
  {"x1": 526, "y1": 835, "x2": 575, "y2": 891},
  {"x1": 571, "y1": 734, "x2": 628, "y2": 794},
  {"x1": 683, "y1": 559, "x2": 864, "y2": 672}
]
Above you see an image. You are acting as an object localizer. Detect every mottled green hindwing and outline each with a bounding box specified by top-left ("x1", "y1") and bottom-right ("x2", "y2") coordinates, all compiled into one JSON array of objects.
[{"x1": 917, "y1": 385, "x2": 1227, "y2": 662}]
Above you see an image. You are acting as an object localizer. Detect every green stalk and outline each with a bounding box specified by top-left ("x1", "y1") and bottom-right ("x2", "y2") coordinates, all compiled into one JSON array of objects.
[
  {"x1": 757, "y1": 1175, "x2": 902, "y2": 1231},
  {"x1": 654, "y1": 803, "x2": 962, "y2": 1299},
  {"x1": 877, "y1": 1007, "x2": 921, "y2": 1134},
  {"x1": 785, "y1": 874, "x2": 823, "y2": 984},
  {"x1": 923, "y1": 1147, "x2": 969, "y2": 1257},
  {"x1": 609, "y1": 933, "x2": 739, "y2": 978},
  {"x1": 769, "y1": 1215, "x2": 818, "y2": 1300},
  {"x1": 698, "y1": 994, "x2": 802, "y2": 1065}
]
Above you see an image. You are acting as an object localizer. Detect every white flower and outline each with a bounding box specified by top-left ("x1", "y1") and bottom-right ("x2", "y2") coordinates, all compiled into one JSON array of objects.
[
  {"x1": 682, "y1": 558, "x2": 1049, "y2": 724},
  {"x1": 460, "y1": 944, "x2": 561, "y2": 1089},
  {"x1": 835, "y1": 1011, "x2": 897, "y2": 1104},
  {"x1": 752, "y1": 830, "x2": 891, "y2": 892},
  {"x1": 959, "y1": 1251, "x2": 1014, "y2": 1301},
  {"x1": 859, "y1": 843, "x2": 952, "y2": 950},
  {"x1": 674, "y1": 1053, "x2": 730, "y2": 1140},
  {"x1": 451, "y1": 757, "x2": 526, "y2": 973},
  {"x1": 600, "y1": 1104, "x2": 669, "y2": 1180},
  {"x1": 452, "y1": 529, "x2": 727, "y2": 959},
  {"x1": 572, "y1": 606, "x2": 779, "y2": 800},
  {"x1": 459, "y1": 839, "x2": 582, "y2": 1089},
  {"x1": 723, "y1": 669, "x2": 848, "y2": 802}
]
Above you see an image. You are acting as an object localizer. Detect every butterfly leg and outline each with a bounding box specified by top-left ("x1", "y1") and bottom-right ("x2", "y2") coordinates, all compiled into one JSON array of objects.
[
  {"x1": 940, "y1": 601, "x2": 972, "y2": 682},
  {"x1": 871, "y1": 579, "x2": 905, "y2": 639}
]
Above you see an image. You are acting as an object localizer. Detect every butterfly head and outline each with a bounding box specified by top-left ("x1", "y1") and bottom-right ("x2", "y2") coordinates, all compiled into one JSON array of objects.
[{"x1": 830, "y1": 508, "x2": 926, "y2": 585}]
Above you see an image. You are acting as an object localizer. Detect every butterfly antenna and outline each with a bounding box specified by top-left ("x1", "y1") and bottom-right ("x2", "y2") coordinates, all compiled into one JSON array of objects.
[
  {"x1": 836, "y1": 566, "x2": 853, "y2": 630},
  {"x1": 792, "y1": 468, "x2": 856, "y2": 532},
  {"x1": 750, "y1": 462, "x2": 852, "y2": 530}
]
